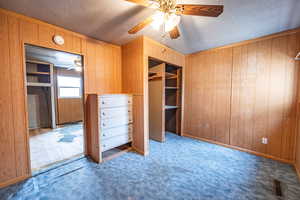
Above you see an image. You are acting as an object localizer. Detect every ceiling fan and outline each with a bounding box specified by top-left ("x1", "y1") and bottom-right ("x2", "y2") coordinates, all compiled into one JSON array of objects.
[{"x1": 126, "y1": 0, "x2": 224, "y2": 39}]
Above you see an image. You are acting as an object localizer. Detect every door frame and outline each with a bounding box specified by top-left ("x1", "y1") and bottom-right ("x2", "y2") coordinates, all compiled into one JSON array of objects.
[{"x1": 21, "y1": 42, "x2": 86, "y2": 174}]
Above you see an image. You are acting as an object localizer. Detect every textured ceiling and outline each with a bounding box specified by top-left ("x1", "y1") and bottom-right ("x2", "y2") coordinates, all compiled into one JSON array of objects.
[{"x1": 1, "y1": 0, "x2": 300, "y2": 54}]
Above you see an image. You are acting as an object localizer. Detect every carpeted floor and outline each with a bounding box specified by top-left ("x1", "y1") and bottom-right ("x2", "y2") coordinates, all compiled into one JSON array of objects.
[{"x1": 1, "y1": 133, "x2": 300, "y2": 200}]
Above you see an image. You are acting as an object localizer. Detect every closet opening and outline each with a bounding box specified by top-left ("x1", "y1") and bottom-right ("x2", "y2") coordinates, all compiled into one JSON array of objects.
[
  {"x1": 24, "y1": 44, "x2": 85, "y2": 172},
  {"x1": 148, "y1": 57, "x2": 183, "y2": 142}
]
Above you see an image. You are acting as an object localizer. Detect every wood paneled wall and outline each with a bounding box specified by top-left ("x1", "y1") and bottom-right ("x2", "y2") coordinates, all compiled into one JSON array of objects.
[
  {"x1": 57, "y1": 98, "x2": 83, "y2": 124},
  {"x1": 296, "y1": 75, "x2": 300, "y2": 176},
  {"x1": 122, "y1": 37, "x2": 147, "y2": 154},
  {"x1": 0, "y1": 8, "x2": 122, "y2": 188},
  {"x1": 185, "y1": 48, "x2": 232, "y2": 144},
  {"x1": 185, "y1": 30, "x2": 300, "y2": 163},
  {"x1": 83, "y1": 39, "x2": 121, "y2": 94}
]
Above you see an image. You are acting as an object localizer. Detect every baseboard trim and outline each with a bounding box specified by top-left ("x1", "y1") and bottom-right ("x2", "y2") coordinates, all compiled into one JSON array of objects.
[
  {"x1": 132, "y1": 146, "x2": 148, "y2": 156},
  {"x1": 0, "y1": 174, "x2": 30, "y2": 189},
  {"x1": 103, "y1": 147, "x2": 132, "y2": 162},
  {"x1": 183, "y1": 133, "x2": 294, "y2": 164}
]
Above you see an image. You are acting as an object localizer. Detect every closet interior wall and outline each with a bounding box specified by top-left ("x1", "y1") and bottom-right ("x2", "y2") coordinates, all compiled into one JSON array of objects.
[
  {"x1": 148, "y1": 62, "x2": 165, "y2": 142},
  {"x1": 165, "y1": 64, "x2": 182, "y2": 135}
]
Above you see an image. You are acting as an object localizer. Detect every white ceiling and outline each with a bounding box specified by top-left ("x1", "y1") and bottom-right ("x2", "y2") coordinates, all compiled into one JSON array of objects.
[{"x1": 1, "y1": 0, "x2": 300, "y2": 54}]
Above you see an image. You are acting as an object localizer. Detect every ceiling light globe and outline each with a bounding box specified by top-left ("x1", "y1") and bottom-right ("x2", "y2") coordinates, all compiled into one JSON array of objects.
[
  {"x1": 164, "y1": 13, "x2": 180, "y2": 32},
  {"x1": 151, "y1": 11, "x2": 165, "y2": 30}
]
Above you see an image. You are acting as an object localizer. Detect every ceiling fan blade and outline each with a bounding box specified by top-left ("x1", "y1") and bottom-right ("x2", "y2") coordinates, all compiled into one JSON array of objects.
[
  {"x1": 169, "y1": 26, "x2": 180, "y2": 39},
  {"x1": 176, "y1": 4, "x2": 224, "y2": 17},
  {"x1": 124, "y1": 0, "x2": 150, "y2": 7},
  {"x1": 128, "y1": 16, "x2": 154, "y2": 34}
]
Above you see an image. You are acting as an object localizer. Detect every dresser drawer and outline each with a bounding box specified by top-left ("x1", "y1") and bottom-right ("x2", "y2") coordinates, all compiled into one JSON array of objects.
[
  {"x1": 100, "y1": 106, "x2": 132, "y2": 119},
  {"x1": 101, "y1": 125, "x2": 132, "y2": 140},
  {"x1": 101, "y1": 134, "x2": 132, "y2": 152},
  {"x1": 100, "y1": 115, "x2": 132, "y2": 129},
  {"x1": 99, "y1": 95, "x2": 132, "y2": 108}
]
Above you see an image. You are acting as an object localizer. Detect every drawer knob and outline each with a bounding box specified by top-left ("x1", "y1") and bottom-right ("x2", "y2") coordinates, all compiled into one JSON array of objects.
[
  {"x1": 102, "y1": 101, "x2": 105, "y2": 104},
  {"x1": 103, "y1": 144, "x2": 106, "y2": 147},
  {"x1": 103, "y1": 133, "x2": 106, "y2": 136},
  {"x1": 102, "y1": 112, "x2": 105, "y2": 116},
  {"x1": 102, "y1": 123, "x2": 105, "y2": 126}
]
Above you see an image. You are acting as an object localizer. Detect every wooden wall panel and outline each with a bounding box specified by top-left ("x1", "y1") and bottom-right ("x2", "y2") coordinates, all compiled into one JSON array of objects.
[
  {"x1": 8, "y1": 16, "x2": 29, "y2": 177},
  {"x1": 85, "y1": 40, "x2": 97, "y2": 93},
  {"x1": 72, "y1": 35, "x2": 81, "y2": 54},
  {"x1": 187, "y1": 49, "x2": 232, "y2": 144},
  {"x1": 84, "y1": 41, "x2": 122, "y2": 94},
  {"x1": 296, "y1": 31, "x2": 300, "y2": 176},
  {"x1": 0, "y1": 12, "x2": 16, "y2": 183},
  {"x1": 105, "y1": 45, "x2": 122, "y2": 93},
  {"x1": 122, "y1": 37, "x2": 144, "y2": 95},
  {"x1": 281, "y1": 34, "x2": 299, "y2": 161},
  {"x1": 122, "y1": 37, "x2": 146, "y2": 154},
  {"x1": 57, "y1": 98, "x2": 83, "y2": 124},
  {"x1": 132, "y1": 95, "x2": 147, "y2": 154},
  {"x1": 20, "y1": 19, "x2": 38, "y2": 44},
  {"x1": 95, "y1": 43, "x2": 106, "y2": 94},
  {"x1": 38, "y1": 24, "x2": 56, "y2": 49},
  {"x1": 214, "y1": 49, "x2": 232, "y2": 144},
  {"x1": 183, "y1": 56, "x2": 192, "y2": 134},
  {"x1": 267, "y1": 36, "x2": 288, "y2": 158},
  {"x1": 190, "y1": 53, "x2": 214, "y2": 140},
  {"x1": 185, "y1": 32, "x2": 300, "y2": 163},
  {"x1": 230, "y1": 44, "x2": 257, "y2": 150},
  {"x1": 252, "y1": 40, "x2": 272, "y2": 154}
]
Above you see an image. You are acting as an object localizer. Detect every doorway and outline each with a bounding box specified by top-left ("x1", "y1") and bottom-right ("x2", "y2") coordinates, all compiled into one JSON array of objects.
[{"x1": 24, "y1": 44, "x2": 84, "y2": 171}]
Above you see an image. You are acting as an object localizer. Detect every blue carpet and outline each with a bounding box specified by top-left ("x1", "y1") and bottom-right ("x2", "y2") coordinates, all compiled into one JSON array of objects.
[{"x1": 1, "y1": 133, "x2": 300, "y2": 200}]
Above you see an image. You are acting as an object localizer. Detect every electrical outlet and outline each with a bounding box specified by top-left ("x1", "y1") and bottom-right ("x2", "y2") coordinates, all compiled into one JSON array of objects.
[{"x1": 262, "y1": 137, "x2": 268, "y2": 144}]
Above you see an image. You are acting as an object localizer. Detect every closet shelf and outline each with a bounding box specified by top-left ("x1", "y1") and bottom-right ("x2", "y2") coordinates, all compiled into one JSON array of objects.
[
  {"x1": 27, "y1": 72, "x2": 50, "y2": 76},
  {"x1": 149, "y1": 75, "x2": 162, "y2": 80},
  {"x1": 165, "y1": 87, "x2": 178, "y2": 90},
  {"x1": 149, "y1": 71, "x2": 163, "y2": 80},
  {"x1": 27, "y1": 82, "x2": 52, "y2": 87},
  {"x1": 165, "y1": 72, "x2": 177, "y2": 79},
  {"x1": 165, "y1": 105, "x2": 179, "y2": 110}
]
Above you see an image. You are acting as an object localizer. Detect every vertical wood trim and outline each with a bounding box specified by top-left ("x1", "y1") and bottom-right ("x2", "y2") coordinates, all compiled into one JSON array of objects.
[
  {"x1": 148, "y1": 64, "x2": 165, "y2": 142},
  {"x1": 8, "y1": 16, "x2": 30, "y2": 177},
  {"x1": 0, "y1": 12, "x2": 16, "y2": 182}
]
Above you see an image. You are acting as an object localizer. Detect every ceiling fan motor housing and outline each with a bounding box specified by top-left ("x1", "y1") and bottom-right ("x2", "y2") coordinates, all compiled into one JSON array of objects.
[{"x1": 153, "y1": 0, "x2": 177, "y2": 13}]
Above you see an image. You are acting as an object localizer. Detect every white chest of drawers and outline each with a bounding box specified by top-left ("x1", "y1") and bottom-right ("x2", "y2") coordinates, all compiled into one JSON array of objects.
[{"x1": 86, "y1": 94, "x2": 133, "y2": 163}]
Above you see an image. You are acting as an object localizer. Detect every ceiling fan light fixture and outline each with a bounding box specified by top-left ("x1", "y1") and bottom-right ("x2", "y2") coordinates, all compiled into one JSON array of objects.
[
  {"x1": 151, "y1": 11, "x2": 164, "y2": 30},
  {"x1": 125, "y1": 0, "x2": 224, "y2": 39},
  {"x1": 164, "y1": 13, "x2": 180, "y2": 32}
]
